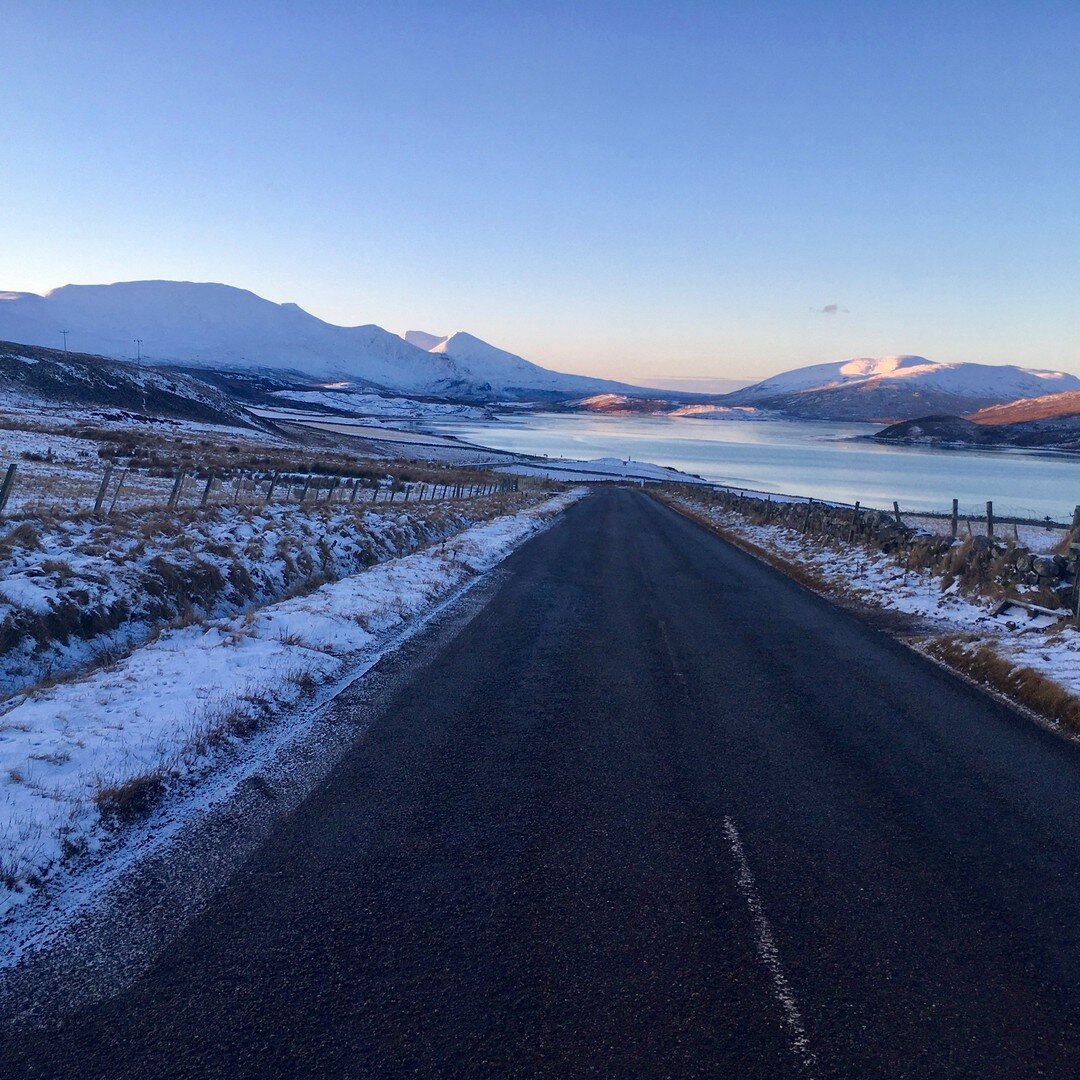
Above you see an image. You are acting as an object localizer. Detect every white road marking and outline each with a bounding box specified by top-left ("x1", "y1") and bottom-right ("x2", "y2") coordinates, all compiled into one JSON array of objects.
[{"x1": 723, "y1": 816, "x2": 817, "y2": 1072}]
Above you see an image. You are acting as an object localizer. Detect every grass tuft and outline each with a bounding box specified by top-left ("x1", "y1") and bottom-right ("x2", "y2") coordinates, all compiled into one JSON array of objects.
[
  {"x1": 94, "y1": 772, "x2": 167, "y2": 824},
  {"x1": 924, "y1": 635, "x2": 1080, "y2": 735}
]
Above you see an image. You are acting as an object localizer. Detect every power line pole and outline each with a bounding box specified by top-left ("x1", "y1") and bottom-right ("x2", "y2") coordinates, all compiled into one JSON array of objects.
[
  {"x1": 60, "y1": 330, "x2": 69, "y2": 353},
  {"x1": 133, "y1": 339, "x2": 147, "y2": 415}
]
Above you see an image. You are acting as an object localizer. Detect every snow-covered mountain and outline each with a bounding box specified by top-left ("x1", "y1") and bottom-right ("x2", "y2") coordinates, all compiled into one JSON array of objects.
[
  {"x1": 724, "y1": 355, "x2": 1080, "y2": 421},
  {"x1": 0, "y1": 281, "x2": 642, "y2": 401},
  {"x1": 404, "y1": 328, "x2": 635, "y2": 397}
]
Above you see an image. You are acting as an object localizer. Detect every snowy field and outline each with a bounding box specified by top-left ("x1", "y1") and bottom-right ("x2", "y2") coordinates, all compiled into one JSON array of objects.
[{"x1": 0, "y1": 490, "x2": 582, "y2": 912}]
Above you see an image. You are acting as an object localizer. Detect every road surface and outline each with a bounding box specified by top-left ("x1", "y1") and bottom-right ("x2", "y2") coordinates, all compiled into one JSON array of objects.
[{"x1": 3, "y1": 488, "x2": 1078, "y2": 1076}]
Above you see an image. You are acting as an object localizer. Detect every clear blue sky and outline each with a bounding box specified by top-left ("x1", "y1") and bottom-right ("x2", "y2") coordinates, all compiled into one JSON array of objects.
[{"x1": 3, "y1": 1, "x2": 1079, "y2": 382}]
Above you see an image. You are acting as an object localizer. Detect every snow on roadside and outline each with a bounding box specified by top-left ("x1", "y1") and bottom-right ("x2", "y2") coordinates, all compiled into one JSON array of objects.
[
  {"x1": 0, "y1": 497, "x2": 525, "y2": 698},
  {"x1": 0, "y1": 490, "x2": 583, "y2": 911},
  {"x1": 665, "y1": 492, "x2": 1080, "y2": 714}
]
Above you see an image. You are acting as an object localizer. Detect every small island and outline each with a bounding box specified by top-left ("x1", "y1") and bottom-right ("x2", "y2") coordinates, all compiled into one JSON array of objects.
[{"x1": 873, "y1": 391, "x2": 1080, "y2": 452}]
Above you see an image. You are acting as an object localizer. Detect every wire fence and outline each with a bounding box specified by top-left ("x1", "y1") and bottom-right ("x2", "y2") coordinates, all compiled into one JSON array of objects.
[
  {"x1": 0, "y1": 460, "x2": 521, "y2": 522},
  {"x1": 656, "y1": 478, "x2": 1075, "y2": 541}
]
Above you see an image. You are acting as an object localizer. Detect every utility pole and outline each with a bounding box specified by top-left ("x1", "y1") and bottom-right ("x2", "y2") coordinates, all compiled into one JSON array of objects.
[
  {"x1": 60, "y1": 330, "x2": 69, "y2": 353},
  {"x1": 133, "y1": 339, "x2": 147, "y2": 415}
]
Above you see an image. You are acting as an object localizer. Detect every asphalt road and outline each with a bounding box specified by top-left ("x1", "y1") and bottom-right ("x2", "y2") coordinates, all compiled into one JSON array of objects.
[{"x1": 3, "y1": 488, "x2": 1079, "y2": 1077}]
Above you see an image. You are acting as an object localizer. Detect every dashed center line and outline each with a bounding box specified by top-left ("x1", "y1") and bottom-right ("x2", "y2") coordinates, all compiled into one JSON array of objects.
[{"x1": 723, "y1": 815, "x2": 818, "y2": 1073}]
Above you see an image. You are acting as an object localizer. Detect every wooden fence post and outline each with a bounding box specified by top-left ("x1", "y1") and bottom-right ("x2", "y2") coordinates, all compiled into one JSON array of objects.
[
  {"x1": 93, "y1": 465, "x2": 114, "y2": 514},
  {"x1": 986, "y1": 500, "x2": 994, "y2": 541},
  {"x1": 951, "y1": 498, "x2": 959, "y2": 539},
  {"x1": 0, "y1": 464, "x2": 16, "y2": 516},
  {"x1": 201, "y1": 471, "x2": 215, "y2": 507},
  {"x1": 167, "y1": 469, "x2": 187, "y2": 510},
  {"x1": 893, "y1": 501, "x2": 902, "y2": 526},
  {"x1": 264, "y1": 471, "x2": 280, "y2": 503},
  {"x1": 847, "y1": 501, "x2": 860, "y2": 542},
  {"x1": 108, "y1": 469, "x2": 129, "y2": 515},
  {"x1": 802, "y1": 499, "x2": 813, "y2": 531}
]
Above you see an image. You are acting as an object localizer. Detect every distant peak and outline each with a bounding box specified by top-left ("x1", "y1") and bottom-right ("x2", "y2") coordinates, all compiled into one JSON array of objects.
[{"x1": 402, "y1": 330, "x2": 448, "y2": 351}]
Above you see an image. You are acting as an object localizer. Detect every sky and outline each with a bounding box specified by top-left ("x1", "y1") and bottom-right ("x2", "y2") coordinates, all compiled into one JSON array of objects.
[{"x1": 3, "y1": 1, "x2": 1080, "y2": 384}]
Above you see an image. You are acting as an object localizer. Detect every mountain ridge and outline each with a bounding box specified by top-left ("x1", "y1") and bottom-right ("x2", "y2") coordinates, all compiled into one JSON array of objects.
[
  {"x1": 0, "y1": 281, "x2": 650, "y2": 402},
  {"x1": 724, "y1": 354, "x2": 1080, "y2": 421}
]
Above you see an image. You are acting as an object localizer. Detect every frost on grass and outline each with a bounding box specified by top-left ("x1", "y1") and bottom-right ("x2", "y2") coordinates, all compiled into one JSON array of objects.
[
  {"x1": 0, "y1": 490, "x2": 582, "y2": 912},
  {"x1": 0, "y1": 495, "x2": 533, "y2": 699}
]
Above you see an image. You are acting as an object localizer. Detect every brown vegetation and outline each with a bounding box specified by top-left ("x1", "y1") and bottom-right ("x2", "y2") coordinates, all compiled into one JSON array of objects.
[
  {"x1": 968, "y1": 391, "x2": 1080, "y2": 426},
  {"x1": 925, "y1": 635, "x2": 1080, "y2": 735}
]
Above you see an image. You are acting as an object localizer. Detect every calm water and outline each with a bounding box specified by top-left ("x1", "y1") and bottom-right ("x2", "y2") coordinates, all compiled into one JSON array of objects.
[{"x1": 429, "y1": 413, "x2": 1080, "y2": 521}]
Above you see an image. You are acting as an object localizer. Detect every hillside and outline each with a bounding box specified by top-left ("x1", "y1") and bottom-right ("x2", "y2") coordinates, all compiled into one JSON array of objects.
[
  {"x1": 968, "y1": 390, "x2": 1080, "y2": 425},
  {"x1": 0, "y1": 339, "x2": 255, "y2": 427},
  {"x1": 724, "y1": 355, "x2": 1080, "y2": 422},
  {"x1": 0, "y1": 282, "x2": 652, "y2": 402},
  {"x1": 570, "y1": 394, "x2": 675, "y2": 415}
]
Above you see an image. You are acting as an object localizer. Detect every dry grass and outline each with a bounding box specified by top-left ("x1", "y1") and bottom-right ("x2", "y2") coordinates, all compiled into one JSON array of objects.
[
  {"x1": 289, "y1": 670, "x2": 318, "y2": 694},
  {"x1": 93, "y1": 772, "x2": 167, "y2": 824},
  {"x1": 925, "y1": 635, "x2": 1080, "y2": 735},
  {"x1": 0, "y1": 522, "x2": 41, "y2": 553}
]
